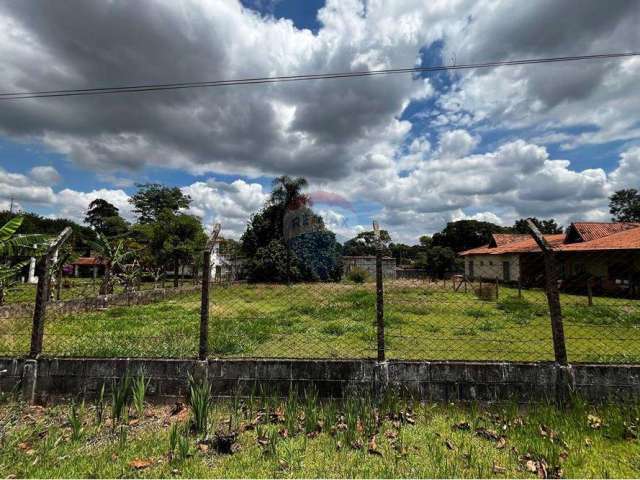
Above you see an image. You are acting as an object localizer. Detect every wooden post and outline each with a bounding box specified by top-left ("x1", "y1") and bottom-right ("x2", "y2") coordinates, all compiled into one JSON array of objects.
[
  {"x1": 373, "y1": 220, "x2": 385, "y2": 362},
  {"x1": 526, "y1": 219, "x2": 568, "y2": 365},
  {"x1": 495, "y1": 277, "x2": 499, "y2": 300},
  {"x1": 518, "y1": 278, "x2": 522, "y2": 299},
  {"x1": 587, "y1": 277, "x2": 593, "y2": 306},
  {"x1": 199, "y1": 224, "x2": 221, "y2": 361},
  {"x1": 29, "y1": 227, "x2": 72, "y2": 359}
]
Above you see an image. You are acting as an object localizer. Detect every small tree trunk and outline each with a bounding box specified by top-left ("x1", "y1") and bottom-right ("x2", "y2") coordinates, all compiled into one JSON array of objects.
[{"x1": 173, "y1": 258, "x2": 179, "y2": 288}]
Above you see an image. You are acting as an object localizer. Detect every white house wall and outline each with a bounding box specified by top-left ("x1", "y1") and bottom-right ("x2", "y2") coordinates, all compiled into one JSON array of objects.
[{"x1": 464, "y1": 254, "x2": 520, "y2": 282}]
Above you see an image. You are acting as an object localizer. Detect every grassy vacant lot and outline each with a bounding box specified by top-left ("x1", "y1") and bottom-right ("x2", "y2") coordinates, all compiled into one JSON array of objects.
[
  {"x1": 1, "y1": 281, "x2": 639, "y2": 362},
  {"x1": 1, "y1": 392, "x2": 639, "y2": 478}
]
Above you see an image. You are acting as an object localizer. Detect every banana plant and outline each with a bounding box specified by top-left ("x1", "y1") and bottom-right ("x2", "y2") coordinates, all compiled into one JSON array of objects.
[
  {"x1": 0, "y1": 217, "x2": 46, "y2": 257},
  {"x1": 88, "y1": 232, "x2": 136, "y2": 295},
  {"x1": 0, "y1": 217, "x2": 47, "y2": 305}
]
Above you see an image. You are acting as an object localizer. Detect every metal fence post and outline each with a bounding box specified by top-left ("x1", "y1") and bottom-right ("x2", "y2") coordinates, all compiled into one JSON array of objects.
[
  {"x1": 199, "y1": 224, "x2": 221, "y2": 360},
  {"x1": 373, "y1": 221, "x2": 385, "y2": 362},
  {"x1": 29, "y1": 227, "x2": 72, "y2": 359},
  {"x1": 526, "y1": 219, "x2": 568, "y2": 365}
]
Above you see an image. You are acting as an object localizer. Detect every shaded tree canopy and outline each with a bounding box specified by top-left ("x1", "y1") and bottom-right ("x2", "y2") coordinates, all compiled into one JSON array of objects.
[
  {"x1": 0, "y1": 210, "x2": 94, "y2": 253},
  {"x1": 432, "y1": 220, "x2": 509, "y2": 252},
  {"x1": 84, "y1": 198, "x2": 129, "y2": 238},
  {"x1": 342, "y1": 230, "x2": 392, "y2": 257},
  {"x1": 241, "y1": 176, "x2": 341, "y2": 283},
  {"x1": 414, "y1": 245, "x2": 459, "y2": 279},
  {"x1": 609, "y1": 189, "x2": 640, "y2": 222},
  {"x1": 512, "y1": 218, "x2": 563, "y2": 235},
  {"x1": 129, "y1": 183, "x2": 191, "y2": 223}
]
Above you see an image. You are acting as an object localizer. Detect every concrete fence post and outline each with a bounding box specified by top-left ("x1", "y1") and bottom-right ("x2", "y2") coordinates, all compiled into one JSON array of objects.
[
  {"x1": 373, "y1": 220, "x2": 385, "y2": 362},
  {"x1": 199, "y1": 223, "x2": 221, "y2": 361},
  {"x1": 29, "y1": 227, "x2": 72, "y2": 359}
]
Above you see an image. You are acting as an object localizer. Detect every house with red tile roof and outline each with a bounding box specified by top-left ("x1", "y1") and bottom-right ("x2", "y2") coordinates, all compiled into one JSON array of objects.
[{"x1": 459, "y1": 222, "x2": 640, "y2": 294}]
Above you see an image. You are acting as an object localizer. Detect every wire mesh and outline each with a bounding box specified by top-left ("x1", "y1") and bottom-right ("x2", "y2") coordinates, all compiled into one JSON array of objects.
[
  {"x1": 1, "y1": 230, "x2": 638, "y2": 364},
  {"x1": 40, "y1": 277, "x2": 200, "y2": 358},
  {"x1": 206, "y1": 281, "x2": 377, "y2": 359},
  {"x1": 0, "y1": 278, "x2": 35, "y2": 357}
]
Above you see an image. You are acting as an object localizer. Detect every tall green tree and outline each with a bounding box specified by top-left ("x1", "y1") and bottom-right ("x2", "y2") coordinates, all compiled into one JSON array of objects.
[
  {"x1": 342, "y1": 230, "x2": 392, "y2": 257},
  {"x1": 129, "y1": 183, "x2": 191, "y2": 224},
  {"x1": 414, "y1": 245, "x2": 458, "y2": 279},
  {"x1": 512, "y1": 218, "x2": 563, "y2": 234},
  {"x1": 609, "y1": 189, "x2": 640, "y2": 222},
  {"x1": 270, "y1": 175, "x2": 309, "y2": 211},
  {"x1": 241, "y1": 176, "x2": 341, "y2": 283},
  {"x1": 432, "y1": 220, "x2": 508, "y2": 252},
  {"x1": 84, "y1": 199, "x2": 129, "y2": 238}
]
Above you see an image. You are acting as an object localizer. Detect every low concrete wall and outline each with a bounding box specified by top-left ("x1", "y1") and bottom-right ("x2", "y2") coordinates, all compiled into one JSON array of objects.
[{"x1": 2, "y1": 357, "x2": 640, "y2": 403}]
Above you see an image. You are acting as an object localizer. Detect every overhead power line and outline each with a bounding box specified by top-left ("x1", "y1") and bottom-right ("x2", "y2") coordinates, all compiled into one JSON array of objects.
[{"x1": 1, "y1": 52, "x2": 638, "y2": 100}]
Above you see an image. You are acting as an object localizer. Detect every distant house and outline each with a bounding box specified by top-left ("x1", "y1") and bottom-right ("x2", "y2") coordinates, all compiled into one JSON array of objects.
[
  {"x1": 342, "y1": 255, "x2": 397, "y2": 279},
  {"x1": 459, "y1": 222, "x2": 640, "y2": 294},
  {"x1": 69, "y1": 257, "x2": 105, "y2": 278},
  {"x1": 165, "y1": 239, "x2": 245, "y2": 281}
]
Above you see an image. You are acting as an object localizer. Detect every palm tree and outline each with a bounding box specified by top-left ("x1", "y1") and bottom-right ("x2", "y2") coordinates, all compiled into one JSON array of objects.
[
  {"x1": 89, "y1": 232, "x2": 135, "y2": 295},
  {"x1": 270, "y1": 176, "x2": 309, "y2": 210},
  {"x1": 0, "y1": 217, "x2": 46, "y2": 305}
]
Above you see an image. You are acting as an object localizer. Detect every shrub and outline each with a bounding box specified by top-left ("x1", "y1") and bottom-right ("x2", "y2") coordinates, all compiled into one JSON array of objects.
[{"x1": 346, "y1": 267, "x2": 369, "y2": 284}]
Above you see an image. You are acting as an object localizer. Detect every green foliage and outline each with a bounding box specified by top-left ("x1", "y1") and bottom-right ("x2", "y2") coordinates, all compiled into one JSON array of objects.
[
  {"x1": 432, "y1": 219, "x2": 509, "y2": 252},
  {"x1": 513, "y1": 217, "x2": 563, "y2": 234},
  {"x1": 188, "y1": 373, "x2": 210, "y2": 437},
  {"x1": 342, "y1": 230, "x2": 392, "y2": 257},
  {"x1": 111, "y1": 374, "x2": 132, "y2": 425},
  {"x1": 346, "y1": 266, "x2": 369, "y2": 283},
  {"x1": 609, "y1": 188, "x2": 640, "y2": 222},
  {"x1": 168, "y1": 423, "x2": 179, "y2": 462},
  {"x1": 414, "y1": 246, "x2": 458, "y2": 278},
  {"x1": 0, "y1": 216, "x2": 46, "y2": 257},
  {"x1": 0, "y1": 210, "x2": 94, "y2": 252},
  {"x1": 129, "y1": 183, "x2": 191, "y2": 224},
  {"x1": 84, "y1": 199, "x2": 129, "y2": 238},
  {"x1": 246, "y1": 239, "x2": 297, "y2": 283},
  {"x1": 289, "y1": 231, "x2": 342, "y2": 282},
  {"x1": 89, "y1": 232, "x2": 136, "y2": 294},
  {"x1": 132, "y1": 372, "x2": 149, "y2": 419},
  {"x1": 68, "y1": 402, "x2": 84, "y2": 442},
  {"x1": 242, "y1": 177, "x2": 342, "y2": 283}
]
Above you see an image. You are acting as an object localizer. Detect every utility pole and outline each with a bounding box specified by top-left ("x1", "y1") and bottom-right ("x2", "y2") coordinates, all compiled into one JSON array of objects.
[{"x1": 9, "y1": 197, "x2": 14, "y2": 214}]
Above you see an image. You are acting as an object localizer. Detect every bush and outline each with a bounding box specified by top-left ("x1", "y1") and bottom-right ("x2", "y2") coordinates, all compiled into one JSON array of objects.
[{"x1": 346, "y1": 267, "x2": 369, "y2": 284}]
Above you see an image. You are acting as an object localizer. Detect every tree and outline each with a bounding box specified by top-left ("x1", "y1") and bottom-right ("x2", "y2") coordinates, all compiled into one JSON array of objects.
[
  {"x1": 432, "y1": 220, "x2": 508, "y2": 252},
  {"x1": 87, "y1": 232, "x2": 135, "y2": 295},
  {"x1": 609, "y1": 189, "x2": 640, "y2": 222},
  {"x1": 0, "y1": 210, "x2": 94, "y2": 254},
  {"x1": 342, "y1": 230, "x2": 392, "y2": 257},
  {"x1": 129, "y1": 183, "x2": 191, "y2": 224},
  {"x1": 415, "y1": 246, "x2": 458, "y2": 279},
  {"x1": 247, "y1": 239, "x2": 298, "y2": 283},
  {"x1": 512, "y1": 218, "x2": 562, "y2": 234},
  {"x1": 270, "y1": 175, "x2": 309, "y2": 211},
  {"x1": 289, "y1": 231, "x2": 343, "y2": 281},
  {"x1": 241, "y1": 175, "x2": 341, "y2": 283},
  {"x1": 84, "y1": 199, "x2": 129, "y2": 238},
  {"x1": 159, "y1": 212, "x2": 207, "y2": 287}
]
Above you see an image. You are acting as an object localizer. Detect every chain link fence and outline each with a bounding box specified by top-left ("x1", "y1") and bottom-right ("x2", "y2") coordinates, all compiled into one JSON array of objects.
[{"x1": 1, "y1": 221, "x2": 639, "y2": 364}]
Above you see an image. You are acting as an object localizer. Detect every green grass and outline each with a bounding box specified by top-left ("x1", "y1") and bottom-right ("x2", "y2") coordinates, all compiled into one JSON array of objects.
[
  {"x1": 1, "y1": 394, "x2": 639, "y2": 478},
  {"x1": 1, "y1": 281, "x2": 639, "y2": 362}
]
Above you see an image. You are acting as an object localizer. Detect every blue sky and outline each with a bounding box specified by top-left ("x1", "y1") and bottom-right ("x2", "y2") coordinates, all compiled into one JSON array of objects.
[{"x1": 0, "y1": 0, "x2": 638, "y2": 242}]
